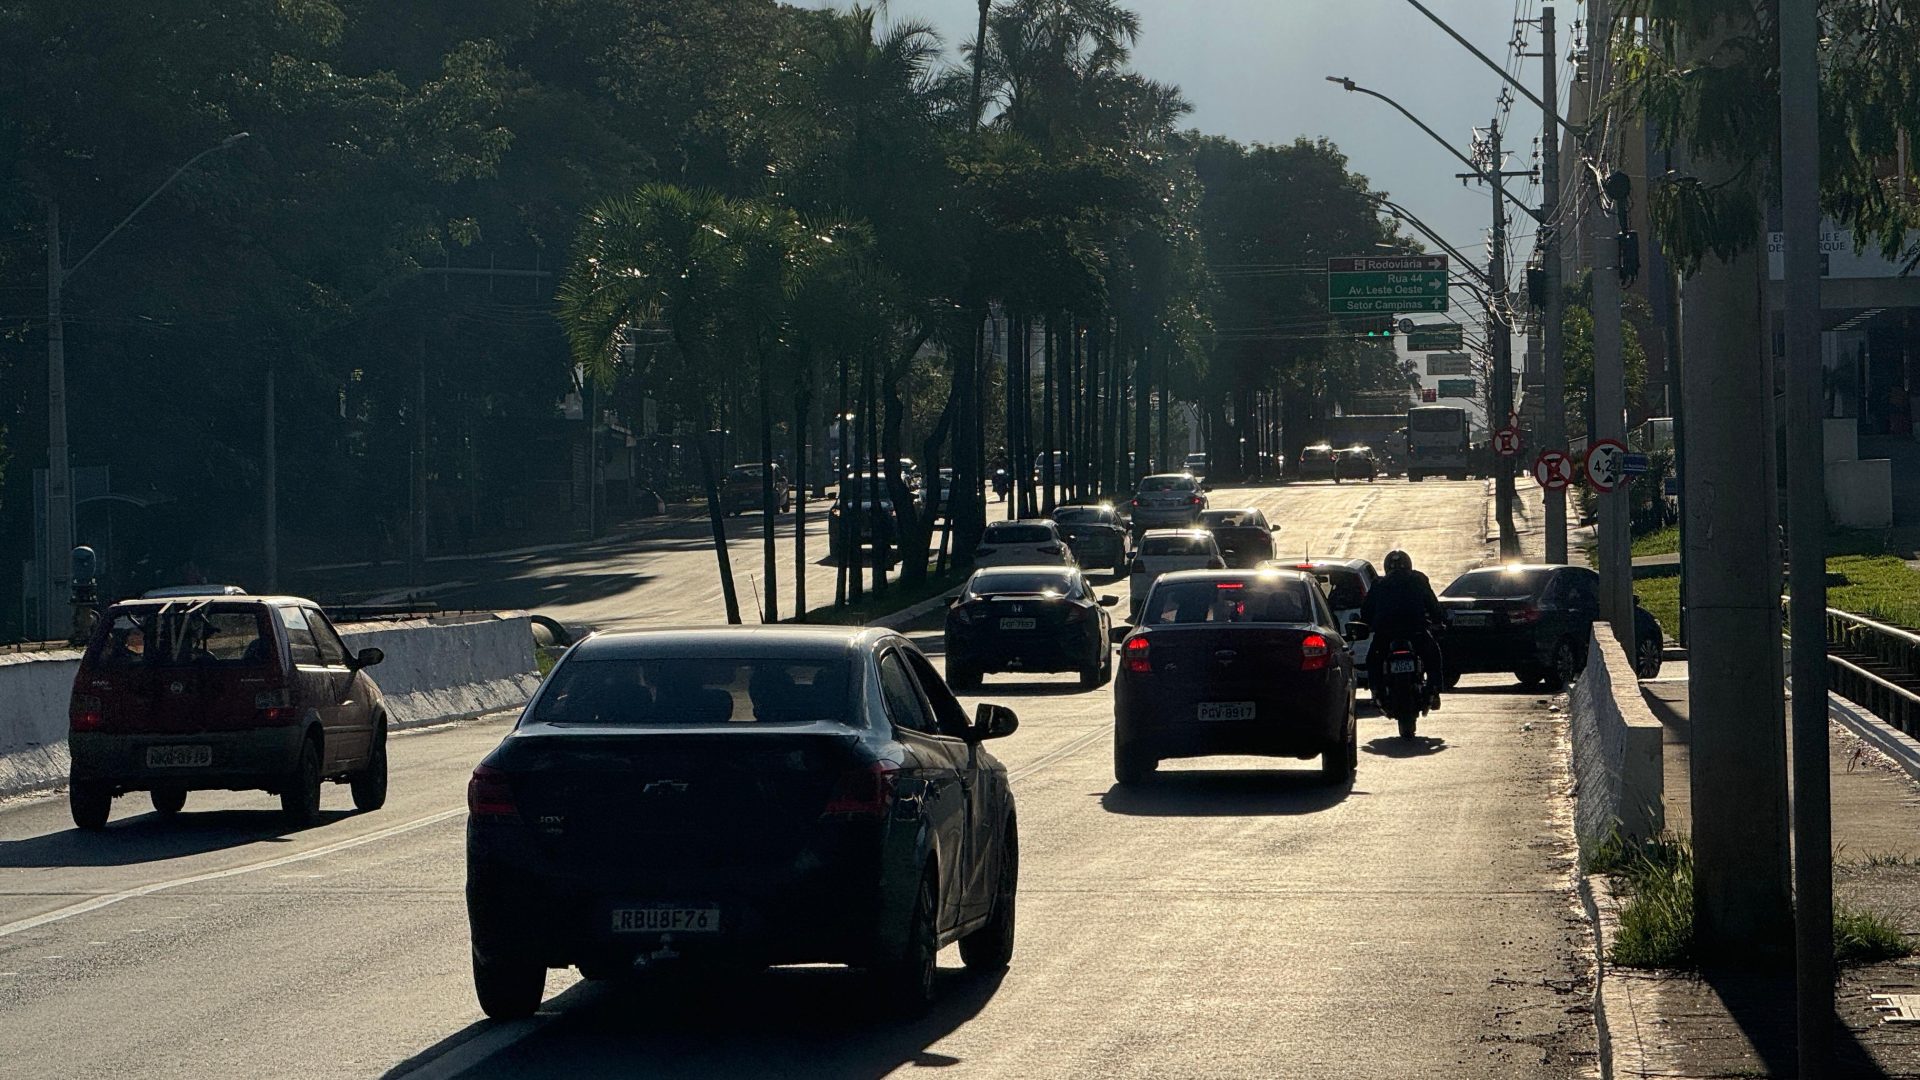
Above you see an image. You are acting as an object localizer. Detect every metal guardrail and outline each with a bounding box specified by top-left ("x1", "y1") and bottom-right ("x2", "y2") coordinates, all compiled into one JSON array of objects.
[{"x1": 1825, "y1": 607, "x2": 1920, "y2": 737}]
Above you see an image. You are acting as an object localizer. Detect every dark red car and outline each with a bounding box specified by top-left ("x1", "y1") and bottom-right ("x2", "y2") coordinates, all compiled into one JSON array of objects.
[{"x1": 67, "y1": 596, "x2": 389, "y2": 830}]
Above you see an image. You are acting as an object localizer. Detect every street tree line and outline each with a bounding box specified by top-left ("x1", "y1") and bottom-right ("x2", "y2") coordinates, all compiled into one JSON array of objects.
[{"x1": 0, "y1": 0, "x2": 1410, "y2": 635}]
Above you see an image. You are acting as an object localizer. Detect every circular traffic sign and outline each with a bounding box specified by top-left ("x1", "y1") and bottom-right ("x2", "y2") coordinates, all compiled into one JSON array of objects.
[
  {"x1": 1584, "y1": 438, "x2": 1629, "y2": 493},
  {"x1": 1532, "y1": 450, "x2": 1573, "y2": 491},
  {"x1": 1493, "y1": 425, "x2": 1523, "y2": 458},
  {"x1": 1398, "y1": 318, "x2": 1416, "y2": 334}
]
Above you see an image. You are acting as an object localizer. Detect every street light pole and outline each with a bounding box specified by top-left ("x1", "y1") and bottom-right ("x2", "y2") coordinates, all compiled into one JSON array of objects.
[
  {"x1": 1537, "y1": 6, "x2": 1569, "y2": 563},
  {"x1": 40, "y1": 132, "x2": 249, "y2": 636}
]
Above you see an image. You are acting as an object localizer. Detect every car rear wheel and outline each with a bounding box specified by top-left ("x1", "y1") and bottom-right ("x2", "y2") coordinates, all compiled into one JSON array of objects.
[
  {"x1": 1515, "y1": 667, "x2": 1546, "y2": 689},
  {"x1": 1636, "y1": 634, "x2": 1663, "y2": 679},
  {"x1": 1114, "y1": 740, "x2": 1157, "y2": 785},
  {"x1": 150, "y1": 786, "x2": 186, "y2": 817},
  {"x1": 960, "y1": 823, "x2": 1018, "y2": 971},
  {"x1": 70, "y1": 781, "x2": 112, "y2": 831},
  {"x1": 875, "y1": 870, "x2": 939, "y2": 1016},
  {"x1": 1545, "y1": 638, "x2": 1580, "y2": 692},
  {"x1": 473, "y1": 950, "x2": 545, "y2": 1020},
  {"x1": 351, "y1": 730, "x2": 389, "y2": 813},
  {"x1": 280, "y1": 735, "x2": 324, "y2": 828},
  {"x1": 1409, "y1": 471, "x2": 1424, "y2": 483},
  {"x1": 1320, "y1": 720, "x2": 1357, "y2": 786}
]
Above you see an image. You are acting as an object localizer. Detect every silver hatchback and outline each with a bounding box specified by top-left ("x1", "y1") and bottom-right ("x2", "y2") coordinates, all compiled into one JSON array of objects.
[{"x1": 1128, "y1": 473, "x2": 1207, "y2": 532}]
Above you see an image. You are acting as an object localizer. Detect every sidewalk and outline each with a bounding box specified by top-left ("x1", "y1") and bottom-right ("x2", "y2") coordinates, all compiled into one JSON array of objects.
[{"x1": 1603, "y1": 672, "x2": 1920, "y2": 1077}]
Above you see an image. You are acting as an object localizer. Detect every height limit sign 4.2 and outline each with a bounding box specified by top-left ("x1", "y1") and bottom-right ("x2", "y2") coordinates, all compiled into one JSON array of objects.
[{"x1": 1328, "y1": 255, "x2": 1449, "y2": 315}]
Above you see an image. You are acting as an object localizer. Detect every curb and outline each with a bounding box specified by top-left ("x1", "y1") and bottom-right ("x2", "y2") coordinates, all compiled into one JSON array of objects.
[
  {"x1": 1576, "y1": 874, "x2": 1617, "y2": 1080},
  {"x1": 872, "y1": 591, "x2": 961, "y2": 632},
  {"x1": 1828, "y1": 691, "x2": 1920, "y2": 782}
]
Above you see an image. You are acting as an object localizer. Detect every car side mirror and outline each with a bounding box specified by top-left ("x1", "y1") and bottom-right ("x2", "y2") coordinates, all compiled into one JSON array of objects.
[
  {"x1": 1098, "y1": 594, "x2": 1120, "y2": 607},
  {"x1": 971, "y1": 703, "x2": 1019, "y2": 741},
  {"x1": 354, "y1": 647, "x2": 385, "y2": 669},
  {"x1": 1345, "y1": 622, "x2": 1371, "y2": 641},
  {"x1": 1108, "y1": 625, "x2": 1131, "y2": 644}
]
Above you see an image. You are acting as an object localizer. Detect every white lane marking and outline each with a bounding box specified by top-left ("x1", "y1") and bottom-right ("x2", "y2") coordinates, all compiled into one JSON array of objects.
[
  {"x1": 0, "y1": 807, "x2": 464, "y2": 940},
  {"x1": 1007, "y1": 726, "x2": 1108, "y2": 784},
  {"x1": 393, "y1": 982, "x2": 604, "y2": 1080}
]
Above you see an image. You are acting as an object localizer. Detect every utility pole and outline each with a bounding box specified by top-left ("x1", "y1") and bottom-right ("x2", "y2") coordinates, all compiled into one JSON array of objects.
[
  {"x1": 1587, "y1": 0, "x2": 1633, "y2": 641},
  {"x1": 1676, "y1": 4, "x2": 1793, "y2": 969},
  {"x1": 1536, "y1": 5, "x2": 1568, "y2": 563},
  {"x1": 43, "y1": 200, "x2": 71, "y2": 639},
  {"x1": 264, "y1": 356, "x2": 277, "y2": 593},
  {"x1": 1460, "y1": 120, "x2": 1529, "y2": 558},
  {"x1": 1780, "y1": 0, "x2": 1832, "y2": 1066}
]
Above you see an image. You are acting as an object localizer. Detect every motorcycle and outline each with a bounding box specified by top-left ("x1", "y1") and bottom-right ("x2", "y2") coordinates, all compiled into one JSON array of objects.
[{"x1": 1350, "y1": 622, "x2": 1433, "y2": 740}]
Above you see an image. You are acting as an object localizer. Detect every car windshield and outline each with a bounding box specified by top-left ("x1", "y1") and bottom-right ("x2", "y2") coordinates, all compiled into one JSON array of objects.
[
  {"x1": 1141, "y1": 535, "x2": 1213, "y2": 556},
  {"x1": 1142, "y1": 579, "x2": 1314, "y2": 624},
  {"x1": 530, "y1": 657, "x2": 853, "y2": 725},
  {"x1": 1137, "y1": 475, "x2": 1195, "y2": 493},
  {"x1": 984, "y1": 524, "x2": 1052, "y2": 544},
  {"x1": 1443, "y1": 569, "x2": 1552, "y2": 599},
  {"x1": 971, "y1": 570, "x2": 1073, "y2": 596},
  {"x1": 1053, "y1": 507, "x2": 1111, "y2": 525},
  {"x1": 88, "y1": 606, "x2": 272, "y2": 668}
]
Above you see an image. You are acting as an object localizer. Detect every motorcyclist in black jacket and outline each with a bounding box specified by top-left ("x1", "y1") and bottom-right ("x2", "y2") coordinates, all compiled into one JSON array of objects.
[{"x1": 1359, "y1": 548, "x2": 1447, "y2": 708}]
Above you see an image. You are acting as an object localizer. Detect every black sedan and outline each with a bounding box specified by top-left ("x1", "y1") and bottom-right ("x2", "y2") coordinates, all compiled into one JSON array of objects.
[
  {"x1": 1199, "y1": 508, "x2": 1279, "y2": 568},
  {"x1": 465, "y1": 627, "x2": 1021, "y2": 1019},
  {"x1": 1113, "y1": 569, "x2": 1359, "y2": 787},
  {"x1": 945, "y1": 566, "x2": 1119, "y2": 690},
  {"x1": 1052, "y1": 503, "x2": 1129, "y2": 571},
  {"x1": 1437, "y1": 564, "x2": 1665, "y2": 689}
]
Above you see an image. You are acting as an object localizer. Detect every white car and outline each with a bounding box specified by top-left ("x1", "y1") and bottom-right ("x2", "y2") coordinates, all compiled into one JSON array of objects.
[
  {"x1": 1127, "y1": 529, "x2": 1225, "y2": 618},
  {"x1": 1265, "y1": 557, "x2": 1380, "y2": 681},
  {"x1": 974, "y1": 519, "x2": 1077, "y2": 568}
]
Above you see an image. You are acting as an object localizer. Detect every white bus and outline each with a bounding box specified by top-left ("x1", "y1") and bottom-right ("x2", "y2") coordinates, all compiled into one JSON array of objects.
[{"x1": 1405, "y1": 405, "x2": 1472, "y2": 481}]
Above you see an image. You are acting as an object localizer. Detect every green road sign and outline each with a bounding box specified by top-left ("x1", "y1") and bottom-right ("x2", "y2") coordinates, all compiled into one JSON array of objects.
[
  {"x1": 1425, "y1": 352, "x2": 1471, "y2": 376},
  {"x1": 1328, "y1": 255, "x2": 1449, "y2": 314},
  {"x1": 1406, "y1": 324, "x2": 1464, "y2": 351},
  {"x1": 1436, "y1": 378, "x2": 1478, "y2": 399}
]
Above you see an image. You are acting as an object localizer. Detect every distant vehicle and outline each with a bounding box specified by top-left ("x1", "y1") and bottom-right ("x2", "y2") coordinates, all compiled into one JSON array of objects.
[
  {"x1": 1128, "y1": 473, "x2": 1208, "y2": 532},
  {"x1": 828, "y1": 474, "x2": 912, "y2": 564},
  {"x1": 142, "y1": 584, "x2": 247, "y2": 599},
  {"x1": 1198, "y1": 508, "x2": 1278, "y2": 568},
  {"x1": 974, "y1": 520, "x2": 1075, "y2": 568},
  {"x1": 1333, "y1": 446, "x2": 1379, "y2": 483},
  {"x1": 463, "y1": 627, "x2": 1022, "y2": 1019},
  {"x1": 1296, "y1": 444, "x2": 1337, "y2": 481},
  {"x1": 1051, "y1": 504, "x2": 1128, "y2": 572},
  {"x1": 1112, "y1": 569, "x2": 1358, "y2": 787},
  {"x1": 722, "y1": 463, "x2": 792, "y2": 516},
  {"x1": 1127, "y1": 529, "x2": 1225, "y2": 619},
  {"x1": 1266, "y1": 558, "x2": 1379, "y2": 682},
  {"x1": 1405, "y1": 405, "x2": 1472, "y2": 482},
  {"x1": 1437, "y1": 564, "x2": 1664, "y2": 689},
  {"x1": 944, "y1": 566, "x2": 1118, "y2": 690},
  {"x1": 1183, "y1": 451, "x2": 1210, "y2": 479},
  {"x1": 1030, "y1": 450, "x2": 1072, "y2": 487},
  {"x1": 67, "y1": 596, "x2": 389, "y2": 830}
]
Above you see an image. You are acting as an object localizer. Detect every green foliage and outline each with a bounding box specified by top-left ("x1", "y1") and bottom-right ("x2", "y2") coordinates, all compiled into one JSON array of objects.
[
  {"x1": 1592, "y1": 832, "x2": 1695, "y2": 969},
  {"x1": 1632, "y1": 526, "x2": 1680, "y2": 558},
  {"x1": 1833, "y1": 905, "x2": 1913, "y2": 966},
  {"x1": 1827, "y1": 555, "x2": 1920, "y2": 631}
]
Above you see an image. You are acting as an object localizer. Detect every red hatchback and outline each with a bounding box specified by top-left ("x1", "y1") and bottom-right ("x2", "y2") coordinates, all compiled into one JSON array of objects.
[{"x1": 67, "y1": 596, "x2": 390, "y2": 830}]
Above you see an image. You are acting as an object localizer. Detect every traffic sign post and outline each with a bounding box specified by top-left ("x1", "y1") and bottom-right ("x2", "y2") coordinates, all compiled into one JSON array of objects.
[
  {"x1": 1327, "y1": 255, "x2": 1449, "y2": 314},
  {"x1": 1493, "y1": 426, "x2": 1522, "y2": 458},
  {"x1": 1407, "y1": 324, "x2": 1465, "y2": 352},
  {"x1": 1533, "y1": 450, "x2": 1573, "y2": 491},
  {"x1": 1425, "y1": 353, "x2": 1471, "y2": 376},
  {"x1": 1622, "y1": 452, "x2": 1650, "y2": 475},
  {"x1": 1584, "y1": 438, "x2": 1628, "y2": 493},
  {"x1": 1436, "y1": 378, "x2": 1477, "y2": 399}
]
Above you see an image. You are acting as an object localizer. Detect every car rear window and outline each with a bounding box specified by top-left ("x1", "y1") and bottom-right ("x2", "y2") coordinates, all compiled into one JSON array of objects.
[
  {"x1": 1442, "y1": 569, "x2": 1551, "y2": 599},
  {"x1": 1306, "y1": 569, "x2": 1366, "y2": 609},
  {"x1": 1143, "y1": 580, "x2": 1314, "y2": 624},
  {"x1": 530, "y1": 657, "x2": 853, "y2": 725},
  {"x1": 88, "y1": 606, "x2": 273, "y2": 669},
  {"x1": 1410, "y1": 409, "x2": 1463, "y2": 432},
  {"x1": 984, "y1": 524, "x2": 1052, "y2": 544},
  {"x1": 1137, "y1": 475, "x2": 1195, "y2": 493},
  {"x1": 1141, "y1": 535, "x2": 1213, "y2": 556},
  {"x1": 1200, "y1": 511, "x2": 1252, "y2": 527},
  {"x1": 971, "y1": 570, "x2": 1073, "y2": 596},
  {"x1": 1052, "y1": 507, "x2": 1112, "y2": 525}
]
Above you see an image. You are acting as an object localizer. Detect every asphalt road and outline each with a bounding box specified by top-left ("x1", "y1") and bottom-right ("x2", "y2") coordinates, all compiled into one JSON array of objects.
[{"x1": 0, "y1": 477, "x2": 1597, "y2": 1078}]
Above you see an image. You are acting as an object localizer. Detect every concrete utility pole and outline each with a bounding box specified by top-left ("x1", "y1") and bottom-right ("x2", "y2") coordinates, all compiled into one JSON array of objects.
[
  {"x1": 43, "y1": 200, "x2": 71, "y2": 639},
  {"x1": 1779, "y1": 0, "x2": 1833, "y2": 1066},
  {"x1": 1587, "y1": 0, "x2": 1633, "y2": 641},
  {"x1": 1676, "y1": 4, "x2": 1794, "y2": 970},
  {"x1": 1487, "y1": 119, "x2": 1519, "y2": 558},
  {"x1": 1537, "y1": 6, "x2": 1569, "y2": 563}
]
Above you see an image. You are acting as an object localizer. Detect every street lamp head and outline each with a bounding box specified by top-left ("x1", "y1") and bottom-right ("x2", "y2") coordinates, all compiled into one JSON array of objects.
[{"x1": 1324, "y1": 75, "x2": 1357, "y2": 91}]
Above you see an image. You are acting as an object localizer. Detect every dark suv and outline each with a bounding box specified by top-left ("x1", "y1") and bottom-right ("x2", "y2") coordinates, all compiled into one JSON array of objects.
[
  {"x1": 67, "y1": 596, "x2": 390, "y2": 830},
  {"x1": 722, "y1": 464, "x2": 792, "y2": 516}
]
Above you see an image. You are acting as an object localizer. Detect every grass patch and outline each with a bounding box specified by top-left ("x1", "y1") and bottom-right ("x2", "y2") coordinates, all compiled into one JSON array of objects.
[
  {"x1": 1635, "y1": 576, "x2": 1681, "y2": 643},
  {"x1": 1834, "y1": 905, "x2": 1914, "y2": 966},
  {"x1": 1632, "y1": 526, "x2": 1679, "y2": 557},
  {"x1": 794, "y1": 563, "x2": 971, "y2": 627},
  {"x1": 1590, "y1": 832, "x2": 1696, "y2": 969},
  {"x1": 535, "y1": 645, "x2": 565, "y2": 677},
  {"x1": 1826, "y1": 555, "x2": 1920, "y2": 631}
]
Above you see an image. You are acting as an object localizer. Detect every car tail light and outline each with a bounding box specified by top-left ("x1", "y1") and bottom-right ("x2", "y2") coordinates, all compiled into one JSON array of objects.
[
  {"x1": 823, "y1": 760, "x2": 900, "y2": 818},
  {"x1": 254, "y1": 688, "x2": 296, "y2": 723},
  {"x1": 1131, "y1": 498, "x2": 1142, "y2": 508},
  {"x1": 70, "y1": 694, "x2": 103, "y2": 732},
  {"x1": 1125, "y1": 636, "x2": 1152, "y2": 674},
  {"x1": 1300, "y1": 634, "x2": 1330, "y2": 672},
  {"x1": 468, "y1": 764, "x2": 519, "y2": 820},
  {"x1": 1509, "y1": 606, "x2": 1542, "y2": 625},
  {"x1": 1188, "y1": 495, "x2": 1202, "y2": 505}
]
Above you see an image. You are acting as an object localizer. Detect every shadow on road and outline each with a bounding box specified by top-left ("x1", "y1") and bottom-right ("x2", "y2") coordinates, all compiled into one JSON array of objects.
[
  {"x1": 1361, "y1": 736, "x2": 1448, "y2": 758},
  {"x1": 1098, "y1": 770, "x2": 1349, "y2": 817},
  {"x1": 0, "y1": 807, "x2": 351, "y2": 868},
  {"x1": 387, "y1": 965, "x2": 1005, "y2": 1080},
  {"x1": 966, "y1": 679, "x2": 1092, "y2": 699}
]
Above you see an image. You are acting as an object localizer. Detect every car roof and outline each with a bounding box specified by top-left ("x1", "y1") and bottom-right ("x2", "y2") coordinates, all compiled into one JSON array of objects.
[
  {"x1": 1141, "y1": 528, "x2": 1210, "y2": 540},
  {"x1": 1154, "y1": 568, "x2": 1317, "y2": 587},
  {"x1": 1455, "y1": 563, "x2": 1566, "y2": 577},
  {"x1": 567, "y1": 626, "x2": 887, "y2": 662},
  {"x1": 141, "y1": 584, "x2": 247, "y2": 598},
  {"x1": 1270, "y1": 557, "x2": 1372, "y2": 572},
  {"x1": 971, "y1": 564, "x2": 1078, "y2": 580},
  {"x1": 1139, "y1": 473, "x2": 1195, "y2": 482},
  {"x1": 986, "y1": 518, "x2": 1056, "y2": 529},
  {"x1": 111, "y1": 594, "x2": 314, "y2": 610}
]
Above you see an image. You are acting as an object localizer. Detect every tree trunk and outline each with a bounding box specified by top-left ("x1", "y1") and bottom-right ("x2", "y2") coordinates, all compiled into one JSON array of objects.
[
  {"x1": 882, "y1": 327, "x2": 940, "y2": 584},
  {"x1": 1133, "y1": 338, "x2": 1152, "y2": 482},
  {"x1": 1042, "y1": 315, "x2": 1057, "y2": 514},
  {"x1": 952, "y1": 316, "x2": 987, "y2": 561},
  {"x1": 759, "y1": 367, "x2": 779, "y2": 623},
  {"x1": 695, "y1": 429, "x2": 742, "y2": 625},
  {"x1": 864, "y1": 354, "x2": 885, "y2": 594},
  {"x1": 792, "y1": 384, "x2": 811, "y2": 622}
]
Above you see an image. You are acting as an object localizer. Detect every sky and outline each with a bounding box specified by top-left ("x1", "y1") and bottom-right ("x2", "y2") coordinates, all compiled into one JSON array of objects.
[{"x1": 802, "y1": 0, "x2": 1569, "y2": 417}]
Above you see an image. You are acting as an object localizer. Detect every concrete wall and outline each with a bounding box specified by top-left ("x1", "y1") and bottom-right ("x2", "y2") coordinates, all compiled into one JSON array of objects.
[
  {"x1": 1567, "y1": 625, "x2": 1665, "y2": 856},
  {"x1": 0, "y1": 613, "x2": 540, "y2": 800},
  {"x1": 1827, "y1": 458, "x2": 1895, "y2": 528}
]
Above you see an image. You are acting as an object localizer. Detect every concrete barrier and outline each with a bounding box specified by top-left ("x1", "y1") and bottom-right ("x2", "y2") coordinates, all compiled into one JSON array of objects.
[
  {"x1": 0, "y1": 612, "x2": 540, "y2": 800},
  {"x1": 1567, "y1": 625, "x2": 1665, "y2": 856}
]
